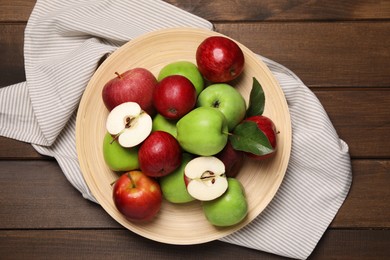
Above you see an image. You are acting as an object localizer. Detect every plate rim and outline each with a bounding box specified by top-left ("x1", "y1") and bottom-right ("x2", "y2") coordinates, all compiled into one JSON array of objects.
[{"x1": 76, "y1": 27, "x2": 292, "y2": 245}]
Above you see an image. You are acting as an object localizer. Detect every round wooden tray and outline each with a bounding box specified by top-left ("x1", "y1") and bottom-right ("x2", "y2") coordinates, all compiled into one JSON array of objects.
[{"x1": 76, "y1": 27, "x2": 291, "y2": 245}]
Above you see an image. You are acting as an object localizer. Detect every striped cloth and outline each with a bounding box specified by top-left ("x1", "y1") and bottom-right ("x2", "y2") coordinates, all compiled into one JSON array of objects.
[{"x1": 0, "y1": 1, "x2": 352, "y2": 259}]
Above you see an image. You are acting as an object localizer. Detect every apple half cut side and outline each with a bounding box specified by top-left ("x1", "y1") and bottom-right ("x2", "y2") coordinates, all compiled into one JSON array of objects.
[
  {"x1": 184, "y1": 156, "x2": 228, "y2": 201},
  {"x1": 106, "y1": 102, "x2": 152, "y2": 148}
]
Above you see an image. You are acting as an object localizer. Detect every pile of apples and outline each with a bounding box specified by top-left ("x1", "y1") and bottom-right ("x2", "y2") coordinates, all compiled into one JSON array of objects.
[{"x1": 101, "y1": 35, "x2": 278, "y2": 227}]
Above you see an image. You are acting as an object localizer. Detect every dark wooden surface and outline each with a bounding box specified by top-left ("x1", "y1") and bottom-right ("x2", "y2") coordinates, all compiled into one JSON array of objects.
[{"x1": 1, "y1": 1, "x2": 389, "y2": 259}]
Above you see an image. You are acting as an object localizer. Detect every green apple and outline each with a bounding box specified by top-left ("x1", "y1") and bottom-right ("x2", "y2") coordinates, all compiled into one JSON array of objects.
[
  {"x1": 152, "y1": 113, "x2": 177, "y2": 138},
  {"x1": 158, "y1": 61, "x2": 204, "y2": 95},
  {"x1": 197, "y1": 83, "x2": 246, "y2": 131},
  {"x1": 202, "y1": 178, "x2": 248, "y2": 227},
  {"x1": 103, "y1": 132, "x2": 139, "y2": 171},
  {"x1": 176, "y1": 107, "x2": 228, "y2": 156},
  {"x1": 159, "y1": 153, "x2": 195, "y2": 203}
]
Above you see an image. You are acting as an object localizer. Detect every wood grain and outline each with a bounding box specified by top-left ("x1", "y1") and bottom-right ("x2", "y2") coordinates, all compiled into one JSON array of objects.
[
  {"x1": 1, "y1": 22, "x2": 389, "y2": 88},
  {"x1": 0, "y1": 24, "x2": 26, "y2": 86},
  {"x1": 0, "y1": 160, "x2": 388, "y2": 229},
  {"x1": 165, "y1": 0, "x2": 390, "y2": 22},
  {"x1": 0, "y1": 229, "x2": 389, "y2": 259},
  {"x1": 1, "y1": 0, "x2": 389, "y2": 259},
  {"x1": 1, "y1": 0, "x2": 390, "y2": 22}
]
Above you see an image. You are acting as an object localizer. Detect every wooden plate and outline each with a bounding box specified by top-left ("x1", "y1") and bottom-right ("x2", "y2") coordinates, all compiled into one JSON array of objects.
[{"x1": 76, "y1": 27, "x2": 291, "y2": 245}]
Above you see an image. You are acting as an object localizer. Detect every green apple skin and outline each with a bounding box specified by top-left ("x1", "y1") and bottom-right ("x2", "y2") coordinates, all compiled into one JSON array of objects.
[
  {"x1": 103, "y1": 132, "x2": 139, "y2": 172},
  {"x1": 197, "y1": 83, "x2": 246, "y2": 131},
  {"x1": 159, "y1": 153, "x2": 195, "y2": 203},
  {"x1": 158, "y1": 61, "x2": 204, "y2": 95},
  {"x1": 176, "y1": 107, "x2": 228, "y2": 156},
  {"x1": 202, "y1": 178, "x2": 248, "y2": 227},
  {"x1": 152, "y1": 113, "x2": 177, "y2": 138}
]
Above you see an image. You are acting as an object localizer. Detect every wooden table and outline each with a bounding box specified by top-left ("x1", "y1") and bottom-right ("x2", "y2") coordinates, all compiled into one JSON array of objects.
[{"x1": 1, "y1": 1, "x2": 389, "y2": 259}]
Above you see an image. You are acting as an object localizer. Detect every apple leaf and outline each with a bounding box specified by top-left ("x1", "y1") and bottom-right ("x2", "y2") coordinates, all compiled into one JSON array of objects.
[
  {"x1": 246, "y1": 77, "x2": 265, "y2": 117},
  {"x1": 229, "y1": 121, "x2": 274, "y2": 156}
]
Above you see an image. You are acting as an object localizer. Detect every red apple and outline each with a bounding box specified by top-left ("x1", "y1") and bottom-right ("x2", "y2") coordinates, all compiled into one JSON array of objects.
[
  {"x1": 196, "y1": 36, "x2": 245, "y2": 83},
  {"x1": 112, "y1": 171, "x2": 162, "y2": 222},
  {"x1": 244, "y1": 115, "x2": 277, "y2": 160},
  {"x1": 216, "y1": 141, "x2": 245, "y2": 177},
  {"x1": 102, "y1": 68, "x2": 157, "y2": 115},
  {"x1": 138, "y1": 131, "x2": 182, "y2": 177},
  {"x1": 153, "y1": 75, "x2": 197, "y2": 120}
]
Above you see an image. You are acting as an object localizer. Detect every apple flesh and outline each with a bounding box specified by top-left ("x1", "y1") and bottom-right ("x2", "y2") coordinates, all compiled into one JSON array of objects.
[
  {"x1": 197, "y1": 83, "x2": 246, "y2": 131},
  {"x1": 176, "y1": 107, "x2": 228, "y2": 156},
  {"x1": 244, "y1": 115, "x2": 277, "y2": 160},
  {"x1": 153, "y1": 75, "x2": 197, "y2": 120},
  {"x1": 202, "y1": 178, "x2": 248, "y2": 227},
  {"x1": 102, "y1": 132, "x2": 139, "y2": 172},
  {"x1": 138, "y1": 131, "x2": 182, "y2": 177},
  {"x1": 112, "y1": 171, "x2": 162, "y2": 222},
  {"x1": 102, "y1": 67, "x2": 157, "y2": 115},
  {"x1": 196, "y1": 36, "x2": 245, "y2": 83},
  {"x1": 158, "y1": 61, "x2": 204, "y2": 95},
  {"x1": 184, "y1": 156, "x2": 228, "y2": 201},
  {"x1": 105, "y1": 102, "x2": 152, "y2": 148},
  {"x1": 159, "y1": 153, "x2": 195, "y2": 204}
]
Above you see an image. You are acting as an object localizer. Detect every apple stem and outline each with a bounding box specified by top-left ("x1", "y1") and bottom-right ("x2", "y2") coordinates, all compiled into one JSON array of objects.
[
  {"x1": 110, "y1": 129, "x2": 124, "y2": 144},
  {"x1": 115, "y1": 72, "x2": 123, "y2": 79},
  {"x1": 127, "y1": 172, "x2": 136, "y2": 188},
  {"x1": 110, "y1": 178, "x2": 118, "y2": 186}
]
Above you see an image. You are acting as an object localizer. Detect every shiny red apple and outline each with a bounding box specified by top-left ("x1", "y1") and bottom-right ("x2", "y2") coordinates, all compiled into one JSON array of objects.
[
  {"x1": 102, "y1": 67, "x2": 157, "y2": 115},
  {"x1": 244, "y1": 115, "x2": 277, "y2": 160},
  {"x1": 196, "y1": 36, "x2": 245, "y2": 83},
  {"x1": 153, "y1": 75, "x2": 197, "y2": 120},
  {"x1": 112, "y1": 171, "x2": 162, "y2": 222},
  {"x1": 138, "y1": 131, "x2": 182, "y2": 177}
]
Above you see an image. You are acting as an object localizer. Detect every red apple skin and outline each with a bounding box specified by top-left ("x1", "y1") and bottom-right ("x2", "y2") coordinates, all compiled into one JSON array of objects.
[
  {"x1": 102, "y1": 68, "x2": 157, "y2": 115},
  {"x1": 153, "y1": 75, "x2": 197, "y2": 120},
  {"x1": 244, "y1": 115, "x2": 277, "y2": 160},
  {"x1": 216, "y1": 141, "x2": 245, "y2": 178},
  {"x1": 184, "y1": 174, "x2": 191, "y2": 187},
  {"x1": 138, "y1": 131, "x2": 182, "y2": 177},
  {"x1": 113, "y1": 171, "x2": 162, "y2": 222},
  {"x1": 196, "y1": 36, "x2": 245, "y2": 83}
]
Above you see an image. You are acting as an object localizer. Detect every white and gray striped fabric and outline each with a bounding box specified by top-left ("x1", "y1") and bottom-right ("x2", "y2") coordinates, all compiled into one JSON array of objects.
[{"x1": 0, "y1": 1, "x2": 352, "y2": 259}]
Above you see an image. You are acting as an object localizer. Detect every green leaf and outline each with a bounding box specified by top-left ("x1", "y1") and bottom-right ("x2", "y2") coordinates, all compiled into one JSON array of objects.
[
  {"x1": 229, "y1": 121, "x2": 274, "y2": 156},
  {"x1": 246, "y1": 77, "x2": 265, "y2": 117}
]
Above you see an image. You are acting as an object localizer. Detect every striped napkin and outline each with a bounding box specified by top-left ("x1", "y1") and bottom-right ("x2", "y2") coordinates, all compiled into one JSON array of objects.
[{"x1": 0, "y1": 1, "x2": 352, "y2": 259}]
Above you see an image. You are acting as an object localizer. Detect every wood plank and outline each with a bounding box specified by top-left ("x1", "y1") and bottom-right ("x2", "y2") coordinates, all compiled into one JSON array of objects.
[
  {"x1": 0, "y1": 230, "x2": 287, "y2": 260},
  {"x1": 0, "y1": 24, "x2": 26, "y2": 87},
  {"x1": 314, "y1": 89, "x2": 390, "y2": 158},
  {"x1": 0, "y1": 229, "x2": 389, "y2": 259},
  {"x1": 0, "y1": 160, "x2": 388, "y2": 229},
  {"x1": 215, "y1": 22, "x2": 390, "y2": 87},
  {"x1": 1, "y1": 0, "x2": 390, "y2": 22},
  {"x1": 0, "y1": 0, "x2": 35, "y2": 22},
  {"x1": 310, "y1": 229, "x2": 390, "y2": 259},
  {"x1": 1, "y1": 22, "x2": 389, "y2": 88},
  {"x1": 0, "y1": 137, "x2": 43, "y2": 159},
  {"x1": 165, "y1": 0, "x2": 390, "y2": 22},
  {"x1": 0, "y1": 160, "x2": 120, "y2": 229},
  {"x1": 331, "y1": 160, "x2": 390, "y2": 228}
]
